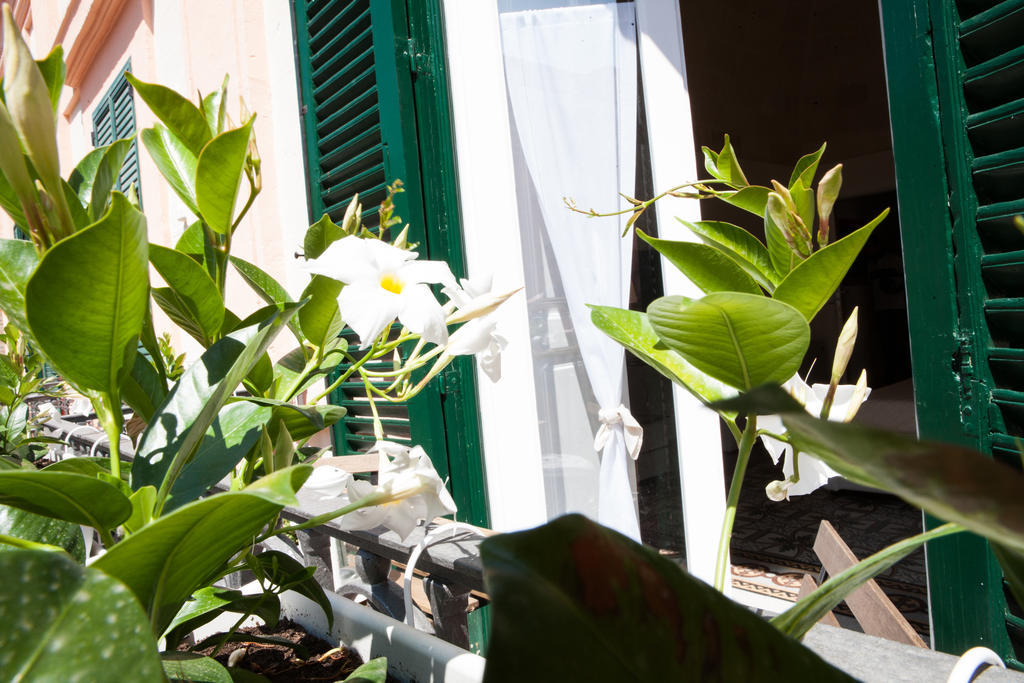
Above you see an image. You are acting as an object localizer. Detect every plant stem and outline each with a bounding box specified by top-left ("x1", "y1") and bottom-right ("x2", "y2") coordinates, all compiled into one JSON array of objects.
[{"x1": 714, "y1": 414, "x2": 757, "y2": 592}]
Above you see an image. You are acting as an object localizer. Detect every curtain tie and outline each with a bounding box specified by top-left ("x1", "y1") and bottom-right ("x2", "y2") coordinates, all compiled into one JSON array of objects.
[{"x1": 594, "y1": 404, "x2": 643, "y2": 461}]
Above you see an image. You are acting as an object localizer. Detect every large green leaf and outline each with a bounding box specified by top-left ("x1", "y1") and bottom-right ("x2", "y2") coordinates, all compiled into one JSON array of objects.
[
  {"x1": 647, "y1": 293, "x2": 809, "y2": 390},
  {"x1": 250, "y1": 550, "x2": 333, "y2": 629},
  {"x1": 715, "y1": 185, "x2": 771, "y2": 216},
  {"x1": 93, "y1": 466, "x2": 311, "y2": 636},
  {"x1": 0, "y1": 238, "x2": 37, "y2": 333},
  {"x1": 0, "y1": 470, "x2": 131, "y2": 530},
  {"x1": 343, "y1": 658, "x2": 388, "y2": 683},
  {"x1": 26, "y1": 193, "x2": 147, "y2": 394},
  {"x1": 67, "y1": 138, "x2": 132, "y2": 219},
  {"x1": 196, "y1": 121, "x2": 253, "y2": 234},
  {"x1": 480, "y1": 514, "x2": 851, "y2": 682},
  {"x1": 35, "y1": 46, "x2": 65, "y2": 115},
  {"x1": 716, "y1": 386, "x2": 1024, "y2": 556},
  {"x1": 231, "y1": 255, "x2": 304, "y2": 342},
  {"x1": 0, "y1": 503, "x2": 85, "y2": 562},
  {"x1": 121, "y1": 351, "x2": 167, "y2": 421},
  {"x1": 140, "y1": 123, "x2": 200, "y2": 216},
  {"x1": 298, "y1": 274, "x2": 343, "y2": 350},
  {"x1": 201, "y1": 75, "x2": 230, "y2": 136},
  {"x1": 126, "y1": 74, "x2": 212, "y2": 157},
  {"x1": 773, "y1": 209, "x2": 889, "y2": 320},
  {"x1": 131, "y1": 304, "x2": 301, "y2": 499},
  {"x1": 163, "y1": 401, "x2": 272, "y2": 512},
  {"x1": 588, "y1": 305, "x2": 735, "y2": 413},
  {"x1": 788, "y1": 143, "x2": 826, "y2": 190},
  {"x1": 163, "y1": 586, "x2": 280, "y2": 649},
  {"x1": 637, "y1": 229, "x2": 761, "y2": 295},
  {"x1": 163, "y1": 653, "x2": 232, "y2": 683},
  {"x1": 150, "y1": 244, "x2": 225, "y2": 344},
  {"x1": 304, "y1": 213, "x2": 345, "y2": 259},
  {"x1": 678, "y1": 219, "x2": 779, "y2": 290},
  {"x1": 0, "y1": 550, "x2": 163, "y2": 680}
]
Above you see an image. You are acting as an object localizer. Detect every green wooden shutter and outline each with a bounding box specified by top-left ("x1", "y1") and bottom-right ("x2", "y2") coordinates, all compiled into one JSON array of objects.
[
  {"x1": 92, "y1": 63, "x2": 141, "y2": 203},
  {"x1": 292, "y1": 0, "x2": 488, "y2": 530},
  {"x1": 882, "y1": 0, "x2": 1024, "y2": 664}
]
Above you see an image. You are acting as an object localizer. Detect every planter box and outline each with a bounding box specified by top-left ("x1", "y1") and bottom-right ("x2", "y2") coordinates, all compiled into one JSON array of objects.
[{"x1": 191, "y1": 583, "x2": 485, "y2": 683}]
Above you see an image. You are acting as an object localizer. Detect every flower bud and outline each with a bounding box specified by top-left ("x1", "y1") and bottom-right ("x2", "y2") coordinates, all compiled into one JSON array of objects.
[
  {"x1": 2, "y1": 6, "x2": 72, "y2": 239},
  {"x1": 831, "y1": 306, "x2": 858, "y2": 386},
  {"x1": 342, "y1": 194, "x2": 361, "y2": 235},
  {"x1": 816, "y1": 164, "x2": 842, "y2": 247},
  {"x1": 766, "y1": 479, "x2": 792, "y2": 501},
  {"x1": 844, "y1": 369, "x2": 869, "y2": 422}
]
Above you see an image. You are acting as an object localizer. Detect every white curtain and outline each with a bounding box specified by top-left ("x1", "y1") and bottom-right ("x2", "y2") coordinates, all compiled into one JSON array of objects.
[{"x1": 499, "y1": 2, "x2": 640, "y2": 540}]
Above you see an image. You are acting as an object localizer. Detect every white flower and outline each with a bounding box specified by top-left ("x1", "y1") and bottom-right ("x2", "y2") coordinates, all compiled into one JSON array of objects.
[
  {"x1": 759, "y1": 374, "x2": 870, "y2": 499},
  {"x1": 303, "y1": 441, "x2": 457, "y2": 540},
  {"x1": 305, "y1": 236, "x2": 456, "y2": 347},
  {"x1": 446, "y1": 317, "x2": 507, "y2": 382}
]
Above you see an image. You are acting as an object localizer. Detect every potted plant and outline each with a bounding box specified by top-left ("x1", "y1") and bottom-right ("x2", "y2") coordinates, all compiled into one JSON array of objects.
[{"x1": 0, "y1": 9, "x2": 506, "y2": 680}]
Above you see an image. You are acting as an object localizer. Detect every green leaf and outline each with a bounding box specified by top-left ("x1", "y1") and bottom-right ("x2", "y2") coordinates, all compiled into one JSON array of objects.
[
  {"x1": 715, "y1": 185, "x2": 771, "y2": 217},
  {"x1": 163, "y1": 586, "x2": 280, "y2": 649},
  {"x1": 131, "y1": 305, "x2": 301, "y2": 500},
  {"x1": 202, "y1": 75, "x2": 230, "y2": 136},
  {"x1": 68, "y1": 138, "x2": 132, "y2": 220},
  {"x1": 788, "y1": 142, "x2": 827, "y2": 190},
  {"x1": 714, "y1": 134, "x2": 749, "y2": 187},
  {"x1": 589, "y1": 305, "x2": 735, "y2": 413},
  {"x1": 126, "y1": 74, "x2": 212, "y2": 157},
  {"x1": 772, "y1": 523, "x2": 960, "y2": 639},
  {"x1": 163, "y1": 401, "x2": 272, "y2": 512},
  {"x1": 720, "y1": 386, "x2": 1024, "y2": 556},
  {"x1": 0, "y1": 549, "x2": 163, "y2": 681},
  {"x1": 0, "y1": 238, "x2": 37, "y2": 333},
  {"x1": 637, "y1": 229, "x2": 761, "y2": 295},
  {"x1": 791, "y1": 186, "x2": 816, "y2": 245},
  {"x1": 35, "y1": 46, "x2": 65, "y2": 115},
  {"x1": 26, "y1": 193, "x2": 148, "y2": 394},
  {"x1": 298, "y1": 274, "x2": 343, "y2": 349},
  {"x1": 773, "y1": 209, "x2": 888, "y2": 320},
  {"x1": 678, "y1": 219, "x2": 779, "y2": 290},
  {"x1": 274, "y1": 403, "x2": 346, "y2": 441},
  {"x1": 93, "y1": 467, "x2": 311, "y2": 635},
  {"x1": 121, "y1": 351, "x2": 167, "y2": 421},
  {"x1": 0, "y1": 503, "x2": 85, "y2": 562},
  {"x1": 176, "y1": 219, "x2": 206, "y2": 258},
  {"x1": 196, "y1": 120, "x2": 253, "y2": 234},
  {"x1": 140, "y1": 123, "x2": 200, "y2": 216},
  {"x1": 124, "y1": 485, "x2": 156, "y2": 534},
  {"x1": 251, "y1": 549, "x2": 333, "y2": 628},
  {"x1": 304, "y1": 213, "x2": 345, "y2": 259},
  {"x1": 163, "y1": 653, "x2": 233, "y2": 683},
  {"x1": 0, "y1": 470, "x2": 131, "y2": 530},
  {"x1": 230, "y1": 255, "x2": 304, "y2": 343},
  {"x1": 150, "y1": 244, "x2": 225, "y2": 344},
  {"x1": 647, "y1": 293, "x2": 809, "y2": 390},
  {"x1": 480, "y1": 514, "x2": 851, "y2": 682},
  {"x1": 343, "y1": 658, "x2": 388, "y2": 683},
  {"x1": 701, "y1": 145, "x2": 720, "y2": 179}
]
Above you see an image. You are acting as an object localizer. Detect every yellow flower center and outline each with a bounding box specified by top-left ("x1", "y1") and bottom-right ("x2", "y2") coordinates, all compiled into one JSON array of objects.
[{"x1": 379, "y1": 272, "x2": 405, "y2": 295}]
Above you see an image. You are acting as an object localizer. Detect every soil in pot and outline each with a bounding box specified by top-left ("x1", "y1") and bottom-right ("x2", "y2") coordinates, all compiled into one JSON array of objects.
[{"x1": 187, "y1": 617, "x2": 398, "y2": 682}]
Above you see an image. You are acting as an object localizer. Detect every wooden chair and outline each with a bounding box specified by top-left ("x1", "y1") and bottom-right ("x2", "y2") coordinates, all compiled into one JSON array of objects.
[{"x1": 801, "y1": 519, "x2": 927, "y2": 648}]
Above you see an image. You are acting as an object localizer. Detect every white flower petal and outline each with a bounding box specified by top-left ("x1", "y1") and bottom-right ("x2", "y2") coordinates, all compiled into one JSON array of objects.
[
  {"x1": 302, "y1": 465, "x2": 353, "y2": 499},
  {"x1": 363, "y1": 237, "x2": 417, "y2": 272},
  {"x1": 305, "y1": 236, "x2": 379, "y2": 284},
  {"x1": 401, "y1": 260, "x2": 457, "y2": 288},
  {"x1": 339, "y1": 280, "x2": 403, "y2": 346},
  {"x1": 447, "y1": 318, "x2": 496, "y2": 356},
  {"x1": 398, "y1": 284, "x2": 448, "y2": 345}
]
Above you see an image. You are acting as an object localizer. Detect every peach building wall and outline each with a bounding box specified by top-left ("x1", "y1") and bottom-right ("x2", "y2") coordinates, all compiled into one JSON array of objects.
[{"x1": 9, "y1": 0, "x2": 312, "y2": 361}]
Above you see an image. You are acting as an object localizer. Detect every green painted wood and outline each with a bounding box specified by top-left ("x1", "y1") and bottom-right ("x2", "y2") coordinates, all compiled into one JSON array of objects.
[
  {"x1": 291, "y1": 1, "x2": 489, "y2": 543},
  {"x1": 881, "y1": 0, "x2": 1018, "y2": 662}
]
